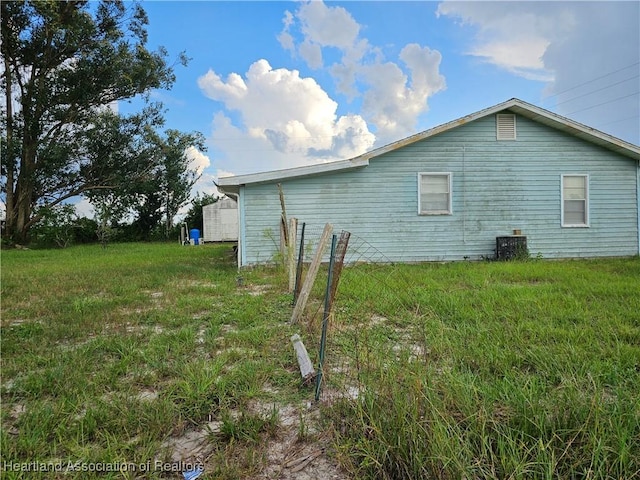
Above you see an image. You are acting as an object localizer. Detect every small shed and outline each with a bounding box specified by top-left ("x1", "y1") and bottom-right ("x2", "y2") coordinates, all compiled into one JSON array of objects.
[{"x1": 202, "y1": 196, "x2": 238, "y2": 242}]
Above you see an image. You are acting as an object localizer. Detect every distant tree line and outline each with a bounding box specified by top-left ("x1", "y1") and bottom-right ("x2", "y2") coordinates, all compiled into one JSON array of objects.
[
  {"x1": 1, "y1": 0, "x2": 209, "y2": 246},
  {"x1": 27, "y1": 192, "x2": 219, "y2": 248}
]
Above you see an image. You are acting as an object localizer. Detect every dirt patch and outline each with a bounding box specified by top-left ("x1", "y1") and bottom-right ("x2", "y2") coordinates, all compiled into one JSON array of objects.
[
  {"x1": 196, "y1": 326, "x2": 206, "y2": 345},
  {"x1": 118, "y1": 305, "x2": 157, "y2": 316},
  {"x1": 5, "y1": 403, "x2": 25, "y2": 435},
  {"x1": 158, "y1": 399, "x2": 347, "y2": 480},
  {"x1": 246, "y1": 399, "x2": 347, "y2": 480},
  {"x1": 219, "y1": 324, "x2": 238, "y2": 335},
  {"x1": 55, "y1": 334, "x2": 98, "y2": 351},
  {"x1": 258, "y1": 435, "x2": 345, "y2": 480},
  {"x1": 392, "y1": 341, "x2": 426, "y2": 362},
  {"x1": 120, "y1": 323, "x2": 164, "y2": 335},
  {"x1": 135, "y1": 389, "x2": 159, "y2": 402},
  {"x1": 160, "y1": 420, "x2": 222, "y2": 464},
  {"x1": 176, "y1": 280, "x2": 218, "y2": 289},
  {"x1": 242, "y1": 284, "x2": 272, "y2": 296},
  {"x1": 3, "y1": 318, "x2": 35, "y2": 327},
  {"x1": 214, "y1": 346, "x2": 257, "y2": 359}
]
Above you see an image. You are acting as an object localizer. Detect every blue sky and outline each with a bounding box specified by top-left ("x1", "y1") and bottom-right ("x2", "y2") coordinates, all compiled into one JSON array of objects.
[{"x1": 118, "y1": 0, "x2": 639, "y2": 203}]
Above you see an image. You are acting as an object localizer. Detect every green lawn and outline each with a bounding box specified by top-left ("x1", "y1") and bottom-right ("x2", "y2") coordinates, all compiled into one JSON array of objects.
[
  {"x1": 328, "y1": 258, "x2": 640, "y2": 479},
  {"x1": 1, "y1": 244, "x2": 639, "y2": 479}
]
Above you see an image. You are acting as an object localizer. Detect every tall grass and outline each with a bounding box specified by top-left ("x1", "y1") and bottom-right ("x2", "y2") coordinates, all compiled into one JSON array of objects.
[
  {"x1": 2, "y1": 244, "x2": 639, "y2": 479},
  {"x1": 1, "y1": 243, "x2": 295, "y2": 479},
  {"x1": 325, "y1": 258, "x2": 640, "y2": 479}
]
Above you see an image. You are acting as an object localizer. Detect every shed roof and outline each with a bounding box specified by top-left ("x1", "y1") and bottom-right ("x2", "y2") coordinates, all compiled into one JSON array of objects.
[{"x1": 217, "y1": 98, "x2": 640, "y2": 195}]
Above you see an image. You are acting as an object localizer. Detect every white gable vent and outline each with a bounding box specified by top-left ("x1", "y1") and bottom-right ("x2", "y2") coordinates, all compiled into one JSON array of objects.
[{"x1": 496, "y1": 113, "x2": 516, "y2": 140}]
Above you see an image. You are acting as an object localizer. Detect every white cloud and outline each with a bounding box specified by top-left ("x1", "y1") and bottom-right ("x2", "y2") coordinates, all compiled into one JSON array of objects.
[
  {"x1": 198, "y1": 70, "x2": 247, "y2": 104},
  {"x1": 177, "y1": 170, "x2": 223, "y2": 219},
  {"x1": 277, "y1": 10, "x2": 296, "y2": 53},
  {"x1": 186, "y1": 171, "x2": 219, "y2": 202},
  {"x1": 437, "y1": 1, "x2": 639, "y2": 144},
  {"x1": 73, "y1": 197, "x2": 95, "y2": 218},
  {"x1": 217, "y1": 169, "x2": 236, "y2": 180},
  {"x1": 436, "y1": 2, "x2": 565, "y2": 81},
  {"x1": 107, "y1": 100, "x2": 119, "y2": 114},
  {"x1": 280, "y1": 1, "x2": 446, "y2": 143},
  {"x1": 185, "y1": 146, "x2": 210, "y2": 176},
  {"x1": 198, "y1": 60, "x2": 375, "y2": 174},
  {"x1": 542, "y1": 3, "x2": 639, "y2": 144},
  {"x1": 352, "y1": 44, "x2": 446, "y2": 142},
  {"x1": 299, "y1": 1, "x2": 359, "y2": 48},
  {"x1": 197, "y1": 1, "x2": 447, "y2": 178},
  {"x1": 469, "y1": 37, "x2": 552, "y2": 81},
  {"x1": 298, "y1": 40, "x2": 323, "y2": 70}
]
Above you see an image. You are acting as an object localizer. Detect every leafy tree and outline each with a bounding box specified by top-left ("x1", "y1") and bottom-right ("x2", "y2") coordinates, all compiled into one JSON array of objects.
[
  {"x1": 182, "y1": 192, "x2": 219, "y2": 232},
  {"x1": 87, "y1": 128, "x2": 207, "y2": 241},
  {"x1": 72, "y1": 216, "x2": 98, "y2": 244},
  {"x1": 1, "y1": 0, "x2": 183, "y2": 243},
  {"x1": 30, "y1": 204, "x2": 77, "y2": 248},
  {"x1": 158, "y1": 130, "x2": 206, "y2": 237},
  {"x1": 93, "y1": 195, "x2": 119, "y2": 248}
]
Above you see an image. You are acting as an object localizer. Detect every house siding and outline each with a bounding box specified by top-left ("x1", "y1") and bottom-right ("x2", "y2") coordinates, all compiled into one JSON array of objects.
[{"x1": 241, "y1": 113, "x2": 639, "y2": 264}]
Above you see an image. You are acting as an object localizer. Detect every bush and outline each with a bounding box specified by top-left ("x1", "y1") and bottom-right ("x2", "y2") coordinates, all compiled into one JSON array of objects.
[
  {"x1": 73, "y1": 217, "x2": 99, "y2": 244},
  {"x1": 30, "y1": 205, "x2": 77, "y2": 248}
]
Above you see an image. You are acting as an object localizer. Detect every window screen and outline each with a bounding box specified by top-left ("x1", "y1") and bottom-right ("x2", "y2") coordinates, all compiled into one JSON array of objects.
[
  {"x1": 419, "y1": 173, "x2": 451, "y2": 214},
  {"x1": 562, "y1": 175, "x2": 588, "y2": 226}
]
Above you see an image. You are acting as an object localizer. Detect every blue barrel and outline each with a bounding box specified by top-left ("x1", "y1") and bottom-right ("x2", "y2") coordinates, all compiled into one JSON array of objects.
[{"x1": 189, "y1": 229, "x2": 200, "y2": 245}]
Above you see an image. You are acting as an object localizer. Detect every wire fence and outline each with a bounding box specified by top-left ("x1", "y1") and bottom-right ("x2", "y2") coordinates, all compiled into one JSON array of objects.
[{"x1": 287, "y1": 220, "x2": 425, "y2": 403}]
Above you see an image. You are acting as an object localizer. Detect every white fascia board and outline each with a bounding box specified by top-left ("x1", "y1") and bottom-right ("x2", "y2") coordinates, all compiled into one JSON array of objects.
[
  {"x1": 507, "y1": 100, "x2": 640, "y2": 161},
  {"x1": 217, "y1": 156, "x2": 370, "y2": 188}
]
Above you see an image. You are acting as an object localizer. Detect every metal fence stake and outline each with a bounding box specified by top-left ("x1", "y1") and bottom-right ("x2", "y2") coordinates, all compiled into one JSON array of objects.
[
  {"x1": 315, "y1": 233, "x2": 338, "y2": 402},
  {"x1": 292, "y1": 222, "x2": 306, "y2": 306}
]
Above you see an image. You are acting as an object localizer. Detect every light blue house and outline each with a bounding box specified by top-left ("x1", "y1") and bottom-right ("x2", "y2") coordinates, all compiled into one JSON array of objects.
[{"x1": 218, "y1": 98, "x2": 640, "y2": 266}]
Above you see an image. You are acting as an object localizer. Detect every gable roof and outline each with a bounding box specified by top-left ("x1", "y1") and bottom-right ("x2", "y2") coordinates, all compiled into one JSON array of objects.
[{"x1": 217, "y1": 98, "x2": 640, "y2": 195}]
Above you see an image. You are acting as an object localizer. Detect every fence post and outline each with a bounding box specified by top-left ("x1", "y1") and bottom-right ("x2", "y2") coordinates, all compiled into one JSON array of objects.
[
  {"x1": 287, "y1": 217, "x2": 298, "y2": 292},
  {"x1": 315, "y1": 234, "x2": 338, "y2": 402},
  {"x1": 330, "y1": 231, "x2": 351, "y2": 302},
  {"x1": 292, "y1": 222, "x2": 306, "y2": 306},
  {"x1": 277, "y1": 183, "x2": 288, "y2": 243},
  {"x1": 290, "y1": 223, "x2": 333, "y2": 324}
]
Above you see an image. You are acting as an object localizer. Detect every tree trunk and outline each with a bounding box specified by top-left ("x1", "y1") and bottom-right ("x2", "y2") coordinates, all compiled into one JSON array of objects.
[
  {"x1": 12, "y1": 140, "x2": 37, "y2": 244},
  {"x1": 3, "y1": 54, "x2": 16, "y2": 239},
  {"x1": 13, "y1": 183, "x2": 34, "y2": 244}
]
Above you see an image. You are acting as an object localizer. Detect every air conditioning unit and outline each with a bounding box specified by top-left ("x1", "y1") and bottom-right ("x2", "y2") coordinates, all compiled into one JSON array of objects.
[{"x1": 496, "y1": 235, "x2": 528, "y2": 260}]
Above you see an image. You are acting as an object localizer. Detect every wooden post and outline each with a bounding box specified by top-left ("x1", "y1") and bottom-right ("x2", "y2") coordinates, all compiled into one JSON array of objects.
[
  {"x1": 291, "y1": 334, "x2": 315, "y2": 385},
  {"x1": 288, "y1": 217, "x2": 298, "y2": 292},
  {"x1": 290, "y1": 223, "x2": 333, "y2": 324},
  {"x1": 277, "y1": 183, "x2": 288, "y2": 245}
]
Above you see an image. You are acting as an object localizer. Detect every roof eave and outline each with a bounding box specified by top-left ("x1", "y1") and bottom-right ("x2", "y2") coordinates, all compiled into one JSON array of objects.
[
  {"x1": 217, "y1": 156, "x2": 370, "y2": 191},
  {"x1": 506, "y1": 101, "x2": 640, "y2": 161},
  {"x1": 365, "y1": 98, "x2": 639, "y2": 162}
]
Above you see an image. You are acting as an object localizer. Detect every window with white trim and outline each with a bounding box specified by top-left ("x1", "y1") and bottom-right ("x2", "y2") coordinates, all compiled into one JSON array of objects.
[
  {"x1": 562, "y1": 174, "x2": 589, "y2": 227},
  {"x1": 418, "y1": 173, "x2": 452, "y2": 215}
]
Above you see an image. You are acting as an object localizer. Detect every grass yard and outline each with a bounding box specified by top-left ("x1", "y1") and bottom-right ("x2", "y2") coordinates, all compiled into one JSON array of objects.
[{"x1": 1, "y1": 243, "x2": 639, "y2": 479}]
